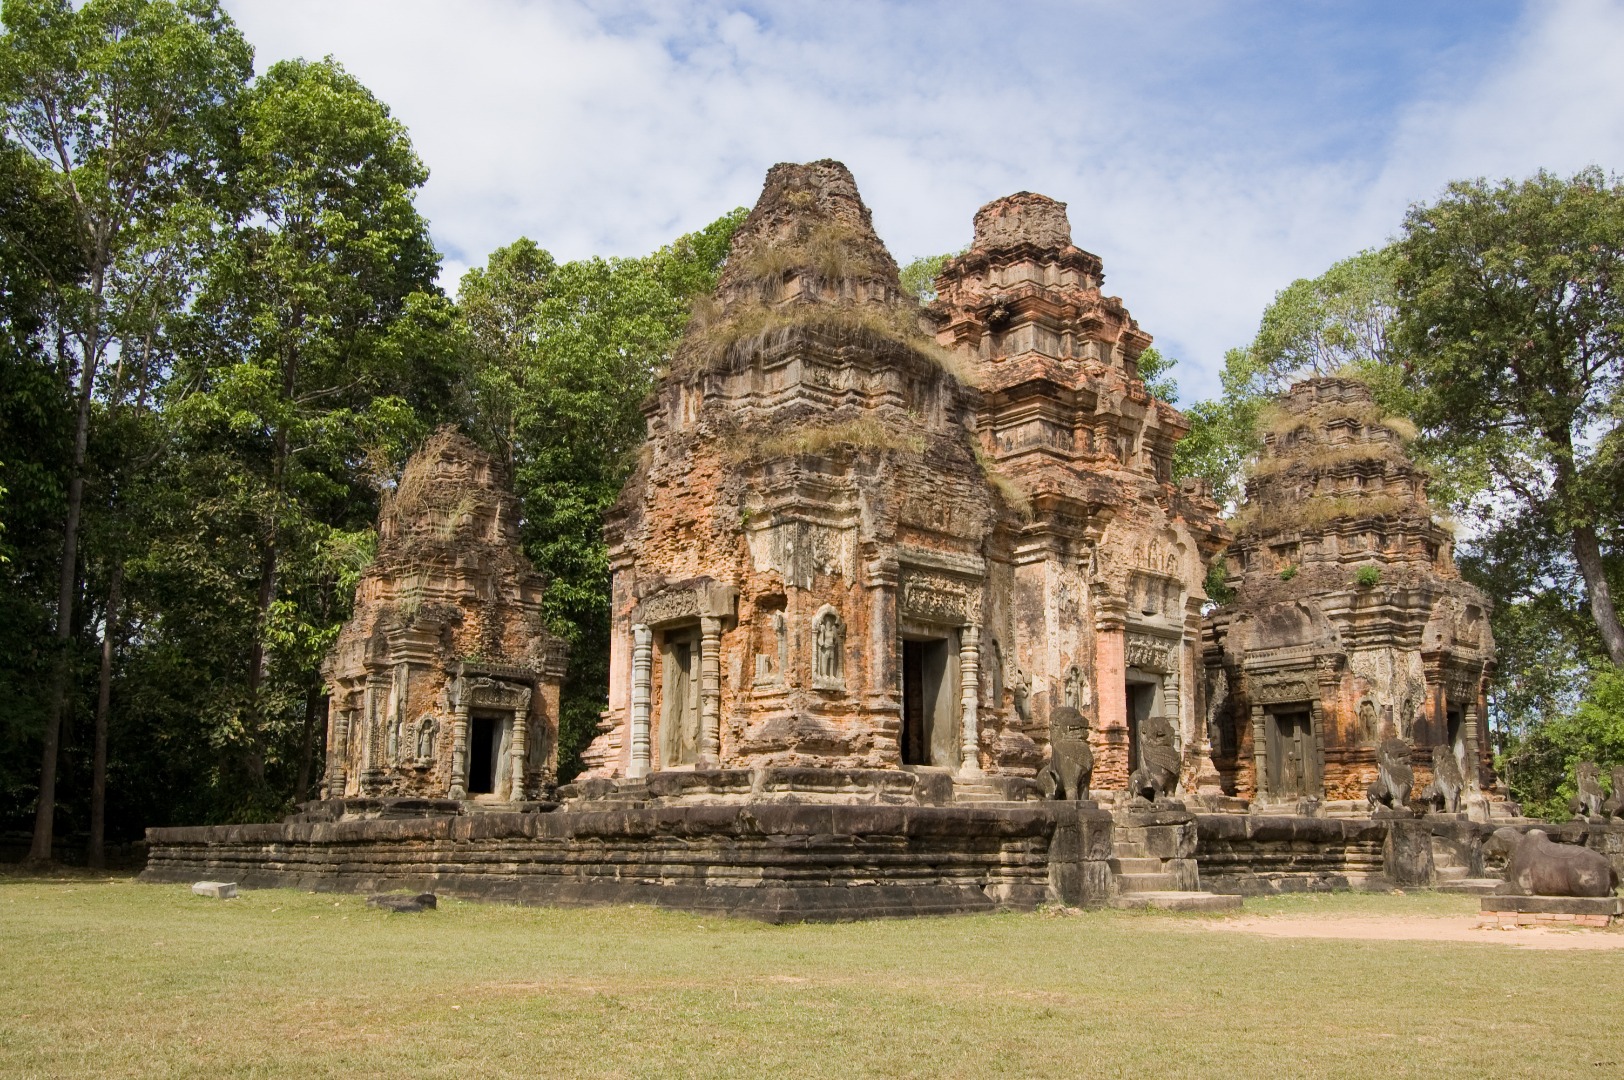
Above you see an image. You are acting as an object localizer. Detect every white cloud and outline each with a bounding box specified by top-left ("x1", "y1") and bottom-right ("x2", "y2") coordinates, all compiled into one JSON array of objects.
[{"x1": 222, "y1": 0, "x2": 1624, "y2": 400}]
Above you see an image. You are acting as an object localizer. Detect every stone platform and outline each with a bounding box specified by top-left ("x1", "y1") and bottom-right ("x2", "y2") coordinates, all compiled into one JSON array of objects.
[
  {"x1": 1479, "y1": 894, "x2": 1624, "y2": 928},
  {"x1": 142, "y1": 802, "x2": 1115, "y2": 923}
]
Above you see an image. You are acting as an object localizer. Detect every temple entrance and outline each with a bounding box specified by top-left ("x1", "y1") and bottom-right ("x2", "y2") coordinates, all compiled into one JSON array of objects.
[
  {"x1": 901, "y1": 636, "x2": 954, "y2": 766},
  {"x1": 1125, "y1": 680, "x2": 1158, "y2": 774},
  {"x1": 1446, "y1": 707, "x2": 1465, "y2": 765},
  {"x1": 659, "y1": 628, "x2": 701, "y2": 767},
  {"x1": 467, "y1": 712, "x2": 511, "y2": 797},
  {"x1": 1265, "y1": 708, "x2": 1315, "y2": 798}
]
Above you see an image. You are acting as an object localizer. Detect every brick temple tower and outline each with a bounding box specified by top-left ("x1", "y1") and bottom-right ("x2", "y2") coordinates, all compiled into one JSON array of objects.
[
  {"x1": 931, "y1": 193, "x2": 1228, "y2": 793},
  {"x1": 1202, "y1": 377, "x2": 1495, "y2": 811}
]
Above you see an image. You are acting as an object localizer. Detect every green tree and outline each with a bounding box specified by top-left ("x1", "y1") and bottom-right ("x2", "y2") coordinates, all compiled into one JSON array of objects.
[
  {"x1": 0, "y1": 0, "x2": 253, "y2": 861},
  {"x1": 1172, "y1": 346, "x2": 1268, "y2": 511},
  {"x1": 163, "y1": 56, "x2": 455, "y2": 814},
  {"x1": 1394, "y1": 168, "x2": 1624, "y2": 667},
  {"x1": 460, "y1": 209, "x2": 744, "y2": 777},
  {"x1": 898, "y1": 251, "x2": 958, "y2": 304},
  {"x1": 1134, "y1": 345, "x2": 1179, "y2": 403},
  {"x1": 1252, "y1": 248, "x2": 1398, "y2": 385},
  {"x1": 0, "y1": 140, "x2": 81, "y2": 835}
]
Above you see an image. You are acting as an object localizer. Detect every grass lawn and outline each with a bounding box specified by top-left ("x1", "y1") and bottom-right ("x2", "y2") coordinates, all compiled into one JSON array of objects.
[{"x1": 2, "y1": 871, "x2": 1620, "y2": 1078}]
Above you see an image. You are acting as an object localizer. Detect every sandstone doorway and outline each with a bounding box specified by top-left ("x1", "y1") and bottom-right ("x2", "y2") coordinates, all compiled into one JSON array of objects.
[
  {"x1": 467, "y1": 712, "x2": 512, "y2": 797},
  {"x1": 901, "y1": 637, "x2": 955, "y2": 766},
  {"x1": 659, "y1": 629, "x2": 701, "y2": 767},
  {"x1": 1125, "y1": 680, "x2": 1158, "y2": 775},
  {"x1": 1265, "y1": 708, "x2": 1316, "y2": 799}
]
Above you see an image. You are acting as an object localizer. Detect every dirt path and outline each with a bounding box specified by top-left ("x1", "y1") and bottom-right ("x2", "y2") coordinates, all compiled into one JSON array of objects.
[{"x1": 1198, "y1": 913, "x2": 1624, "y2": 950}]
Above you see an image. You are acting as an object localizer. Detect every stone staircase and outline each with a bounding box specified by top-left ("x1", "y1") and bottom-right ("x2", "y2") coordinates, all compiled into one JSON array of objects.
[
  {"x1": 1432, "y1": 838, "x2": 1503, "y2": 895},
  {"x1": 1107, "y1": 808, "x2": 1241, "y2": 912}
]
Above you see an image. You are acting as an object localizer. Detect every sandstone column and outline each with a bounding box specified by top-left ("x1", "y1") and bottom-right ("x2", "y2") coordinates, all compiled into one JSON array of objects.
[
  {"x1": 629, "y1": 624, "x2": 653, "y2": 778},
  {"x1": 1250, "y1": 702, "x2": 1267, "y2": 801},
  {"x1": 510, "y1": 709, "x2": 528, "y2": 802},
  {"x1": 323, "y1": 698, "x2": 348, "y2": 799},
  {"x1": 1093, "y1": 599, "x2": 1130, "y2": 788},
  {"x1": 699, "y1": 615, "x2": 723, "y2": 765},
  {"x1": 449, "y1": 686, "x2": 471, "y2": 800},
  {"x1": 959, "y1": 624, "x2": 983, "y2": 777},
  {"x1": 1462, "y1": 700, "x2": 1482, "y2": 790}
]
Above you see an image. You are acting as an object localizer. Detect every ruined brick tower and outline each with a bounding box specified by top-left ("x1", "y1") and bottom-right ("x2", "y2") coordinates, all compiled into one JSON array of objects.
[
  {"x1": 322, "y1": 428, "x2": 568, "y2": 803},
  {"x1": 581, "y1": 160, "x2": 1016, "y2": 781},
  {"x1": 1202, "y1": 377, "x2": 1495, "y2": 810},
  {"x1": 931, "y1": 193, "x2": 1228, "y2": 793}
]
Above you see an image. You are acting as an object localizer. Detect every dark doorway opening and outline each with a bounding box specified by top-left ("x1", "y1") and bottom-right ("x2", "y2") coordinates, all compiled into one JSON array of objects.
[
  {"x1": 1266, "y1": 709, "x2": 1314, "y2": 798},
  {"x1": 469, "y1": 714, "x2": 498, "y2": 795},
  {"x1": 901, "y1": 637, "x2": 952, "y2": 766},
  {"x1": 1126, "y1": 682, "x2": 1157, "y2": 774}
]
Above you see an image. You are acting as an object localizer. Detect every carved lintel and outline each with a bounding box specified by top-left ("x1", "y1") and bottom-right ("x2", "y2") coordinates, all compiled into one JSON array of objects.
[
  {"x1": 899, "y1": 567, "x2": 977, "y2": 625},
  {"x1": 1125, "y1": 632, "x2": 1176, "y2": 674}
]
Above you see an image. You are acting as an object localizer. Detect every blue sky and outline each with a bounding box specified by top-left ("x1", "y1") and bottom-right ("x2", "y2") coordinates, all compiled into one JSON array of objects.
[{"x1": 223, "y1": 0, "x2": 1624, "y2": 401}]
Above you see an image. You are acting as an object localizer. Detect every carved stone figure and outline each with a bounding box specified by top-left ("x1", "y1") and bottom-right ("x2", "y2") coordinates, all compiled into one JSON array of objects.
[
  {"x1": 1491, "y1": 828, "x2": 1619, "y2": 898},
  {"x1": 1603, "y1": 766, "x2": 1624, "y2": 822},
  {"x1": 1128, "y1": 714, "x2": 1180, "y2": 803},
  {"x1": 1420, "y1": 744, "x2": 1464, "y2": 813},
  {"x1": 1570, "y1": 761, "x2": 1606, "y2": 819},
  {"x1": 812, "y1": 608, "x2": 845, "y2": 689},
  {"x1": 415, "y1": 716, "x2": 439, "y2": 762},
  {"x1": 1036, "y1": 706, "x2": 1093, "y2": 801},
  {"x1": 1011, "y1": 668, "x2": 1031, "y2": 724},
  {"x1": 1366, "y1": 736, "x2": 1414, "y2": 811}
]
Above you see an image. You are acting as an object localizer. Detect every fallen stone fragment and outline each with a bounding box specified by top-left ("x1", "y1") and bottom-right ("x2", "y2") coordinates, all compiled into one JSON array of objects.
[
  {"x1": 190, "y1": 881, "x2": 237, "y2": 899},
  {"x1": 368, "y1": 892, "x2": 438, "y2": 913}
]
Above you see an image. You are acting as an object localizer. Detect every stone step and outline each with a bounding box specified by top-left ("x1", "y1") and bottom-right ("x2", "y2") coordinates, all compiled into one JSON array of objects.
[
  {"x1": 1108, "y1": 857, "x2": 1165, "y2": 875},
  {"x1": 1115, "y1": 872, "x2": 1181, "y2": 893},
  {"x1": 1111, "y1": 841, "x2": 1149, "y2": 858},
  {"x1": 1436, "y1": 865, "x2": 1468, "y2": 881},
  {"x1": 1437, "y1": 878, "x2": 1504, "y2": 895},
  {"x1": 1109, "y1": 891, "x2": 1242, "y2": 913}
]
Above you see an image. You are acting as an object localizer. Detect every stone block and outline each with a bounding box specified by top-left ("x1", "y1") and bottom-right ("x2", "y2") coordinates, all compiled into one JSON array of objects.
[
  {"x1": 1383, "y1": 818, "x2": 1435, "y2": 887},
  {"x1": 1479, "y1": 894, "x2": 1624, "y2": 917},
  {"x1": 190, "y1": 881, "x2": 237, "y2": 899}
]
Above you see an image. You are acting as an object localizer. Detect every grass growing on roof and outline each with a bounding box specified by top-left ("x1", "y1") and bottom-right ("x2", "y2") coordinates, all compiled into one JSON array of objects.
[
  {"x1": 1, "y1": 871, "x2": 1617, "y2": 1079},
  {"x1": 677, "y1": 295, "x2": 970, "y2": 383},
  {"x1": 725, "y1": 415, "x2": 927, "y2": 463}
]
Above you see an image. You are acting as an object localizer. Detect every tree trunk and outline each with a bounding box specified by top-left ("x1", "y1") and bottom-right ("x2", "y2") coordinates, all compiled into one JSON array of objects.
[
  {"x1": 1548, "y1": 422, "x2": 1624, "y2": 668},
  {"x1": 27, "y1": 331, "x2": 98, "y2": 866},
  {"x1": 88, "y1": 560, "x2": 123, "y2": 870},
  {"x1": 294, "y1": 683, "x2": 322, "y2": 804},
  {"x1": 1573, "y1": 524, "x2": 1624, "y2": 667}
]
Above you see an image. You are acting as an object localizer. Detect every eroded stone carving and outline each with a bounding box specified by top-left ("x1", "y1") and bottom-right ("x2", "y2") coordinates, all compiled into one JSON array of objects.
[
  {"x1": 812, "y1": 606, "x2": 845, "y2": 690},
  {"x1": 1366, "y1": 736, "x2": 1415, "y2": 811},
  {"x1": 1036, "y1": 706, "x2": 1093, "y2": 801},
  {"x1": 1420, "y1": 744, "x2": 1463, "y2": 813},
  {"x1": 1570, "y1": 761, "x2": 1606, "y2": 819},
  {"x1": 1491, "y1": 828, "x2": 1619, "y2": 898},
  {"x1": 1604, "y1": 766, "x2": 1624, "y2": 822},
  {"x1": 1129, "y1": 714, "x2": 1180, "y2": 803}
]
